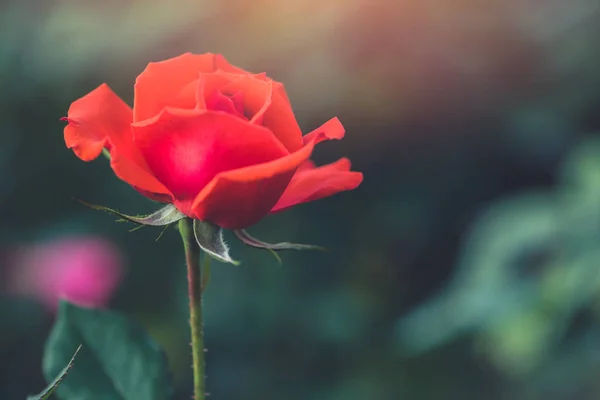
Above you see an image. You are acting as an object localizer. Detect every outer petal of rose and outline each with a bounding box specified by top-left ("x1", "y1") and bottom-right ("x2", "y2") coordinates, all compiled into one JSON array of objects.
[
  {"x1": 134, "y1": 188, "x2": 173, "y2": 203},
  {"x1": 133, "y1": 53, "x2": 219, "y2": 122},
  {"x1": 63, "y1": 84, "x2": 170, "y2": 196},
  {"x1": 64, "y1": 83, "x2": 129, "y2": 161},
  {"x1": 302, "y1": 117, "x2": 346, "y2": 145},
  {"x1": 132, "y1": 109, "x2": 289, "y2": 208},
  {"x1": 190, "y1": 141, "x2": 314, "y2": 229},
  {"x1": 261, "y1": 82, "x2": 304, "y2": 152},
  {"x1": 190, "y1": 119, "x2": 346, "y2": 229},
  {"x1": 270, "y1": 158, "x2": 363, "y2": 213}
]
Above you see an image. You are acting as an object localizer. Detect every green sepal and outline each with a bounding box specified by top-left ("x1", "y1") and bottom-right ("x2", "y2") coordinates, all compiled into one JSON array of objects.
[
  {"x1": 26, "y1": 345, "x2": 81, "y2": 400},
  {"x1": 193, "y1": 220, "x2": 240, "y2": 265},
  {"x1": 77, "y1": 200, "x2": 186, "y2": 226},
  {"x1": 233, "y1": 229, "x2": 325, "y2": 264}
]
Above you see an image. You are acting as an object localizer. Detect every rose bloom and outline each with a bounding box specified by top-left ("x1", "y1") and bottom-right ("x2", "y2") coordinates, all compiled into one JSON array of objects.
[{"x1": 63, "y1": 53, "x2": 362, "y2": 229}]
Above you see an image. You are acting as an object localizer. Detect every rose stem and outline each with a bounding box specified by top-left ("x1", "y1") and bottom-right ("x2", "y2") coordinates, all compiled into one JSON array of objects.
[{"x1": 179, "y1": 218, "x2": 206, "y2": 400}]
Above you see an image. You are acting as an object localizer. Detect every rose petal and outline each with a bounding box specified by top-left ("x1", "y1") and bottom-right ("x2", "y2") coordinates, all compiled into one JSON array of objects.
[
  {"x1": 64, "y1": 84, "x2": 128, "y2": 161},
  {"x1": 134, "y1": 52, "x2": 219, "y2": 122},
  {"x1": 302, "y1": 116, "x2": 346, "y2": 145},
  {"x1": 262, "y1": 82, "x2": 304, "y2": 152},
  {"x1": 134, "y1": 188, "x2": 173, "y2": 203},
  {"x1": 192, "y1": 69, "x2": 303, "y2": 153},
  {"x1": 190, "y1": 117, "x2": 348, "y2": 229},
  {"x1": 194, "y1": 71, "x2": 241, "y2": 110},
  {"x1": 194, "y1": 71, "x2": 270, "y2": 122},
  {"x1": 297, "y1": 160, "x2": 317, "y2": 171},
  {"x1": 271, "y1": 158, "x2": 363, "y2": 213},
  {"x1": 132, "y1": 109, "x2": 289, "y2": 211},
  {"x1": 218, "y1": 76, "x2": 302, "y2": 152},
  {"x1": 229, "y1": 91, "x2": 246, "y2": 116},
  {"x1": 63, "y1": 84, "x2": 170, "y2": 196},
  {"x1": 190, "y1": 141, "x2": 314, "y2": 229},
  {"x1": 205, "y1": 89, "x2": 246, "y2": 119},
  {"x1": 174, "y1": 79, "x2": 201, "y2": 112},
  {"x1": 220, "y1": 74, "x2": 272, "y2": 124}
]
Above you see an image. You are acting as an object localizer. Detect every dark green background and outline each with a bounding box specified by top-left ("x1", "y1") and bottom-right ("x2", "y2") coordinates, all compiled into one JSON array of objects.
[{"x1": 2, "y1": 1, "x2": 600, "y2": 399}]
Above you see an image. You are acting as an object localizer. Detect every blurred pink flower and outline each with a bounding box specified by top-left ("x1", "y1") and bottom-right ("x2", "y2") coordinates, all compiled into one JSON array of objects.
[{"x1": 4, "y1": 236, "x2": 124, "y2": 312}]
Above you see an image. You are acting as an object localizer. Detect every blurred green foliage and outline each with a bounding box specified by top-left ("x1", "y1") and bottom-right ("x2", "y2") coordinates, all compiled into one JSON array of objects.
[{"x1": 397, "y1": 139, "x2": 600, "y2": 380}]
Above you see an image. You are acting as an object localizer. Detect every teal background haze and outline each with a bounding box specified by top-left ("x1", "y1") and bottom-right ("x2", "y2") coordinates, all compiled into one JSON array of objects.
[{"x1": 2, "y1": 0, "x2": 600, "y2": 399}]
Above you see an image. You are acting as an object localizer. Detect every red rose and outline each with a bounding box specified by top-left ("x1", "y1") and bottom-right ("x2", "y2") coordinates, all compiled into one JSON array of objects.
[{"x1": 63, "y1": 53, "x2": 362, "y2": 229}]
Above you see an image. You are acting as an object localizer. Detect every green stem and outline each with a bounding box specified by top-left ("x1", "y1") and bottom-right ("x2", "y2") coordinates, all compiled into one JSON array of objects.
[{"x1": 179, "y1": 218, "x2": 206, "y2": 400}]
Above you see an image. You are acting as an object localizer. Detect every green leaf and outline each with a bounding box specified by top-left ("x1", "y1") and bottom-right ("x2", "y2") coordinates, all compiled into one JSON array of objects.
[
  {"x1": 77, "y1": 201, "x2": 185, "y2": 226},
  {"x1": 27, "y1": 345, "x2": 81, "y2": 400},
  {"x1": 43, "y1": 301, "x2": 173, "y2": 400},
  {"x1": 193, "y1": 220, "x2": 240, "y2": 265},
  {"x1": 233, "y1": 229, "x2": 325, "y2": 264}
]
